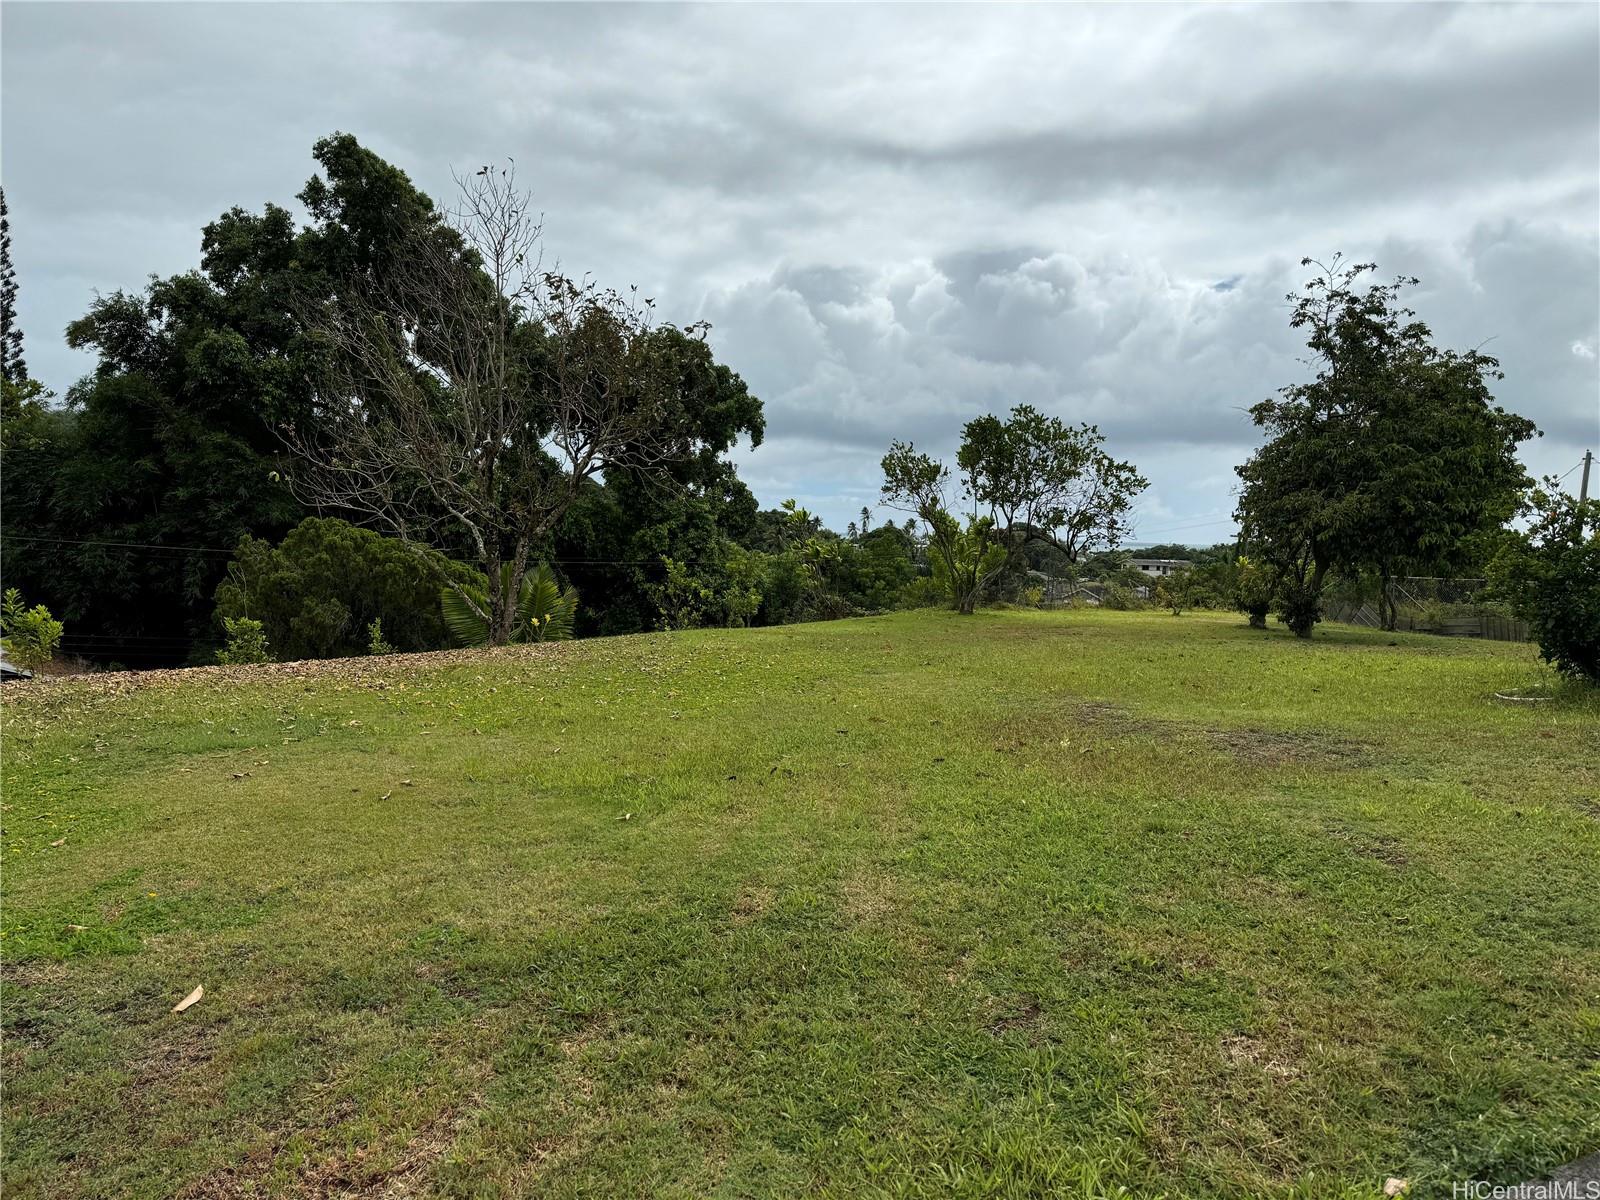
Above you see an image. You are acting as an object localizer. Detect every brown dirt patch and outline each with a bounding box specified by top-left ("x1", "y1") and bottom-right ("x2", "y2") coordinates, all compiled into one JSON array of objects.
[
  {"x1": 730, "y1": 885, "x2": 774, "y2": 925},
  {"x1": 1068, "y1": 701, "x2": 1368, "y2": 768},
  {"x1": 984, "y1": 995, "x2": 1044, "y2": 1038},
  {"x1": 1327, "y1": 825, "x2": 1409, "y2": 868}
]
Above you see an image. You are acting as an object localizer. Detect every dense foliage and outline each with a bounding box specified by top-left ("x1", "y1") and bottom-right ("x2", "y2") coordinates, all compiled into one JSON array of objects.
[
  {"x1": 1236, "y1": 257, "x2": 1536, "y2": 637},
  {"x1": 882, "y1": 405, "x2": 1144, "y2": 613},
  {"x1": 1, "y1": 589, "x2": 64, "y2": 673},
  {"x1": 1, "y1": 137, "x2": 771, "y2": 663},
  {"x1": 1490, "y1": 486, "x2": 1600, "y2": 682},
  {"x1": 214, "y1": 517, "x2": 476, "y2": 661}
]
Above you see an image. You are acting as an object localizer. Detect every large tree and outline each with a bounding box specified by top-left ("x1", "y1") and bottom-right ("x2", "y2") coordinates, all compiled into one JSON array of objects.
[
  {"x1": 1, "y1": 187, "x2": 25, "y2": 383},
  {"x1": 552, "y1": 325, "x2": 765, "y2": 636},
  {"x1": 286, "y1": 164, "x2": 759, "y2": 646},
  {"x1": 1235, "y1": 256, "x2": 1537, "y2": 636},
  {"x1": 0, "y1": 134, "x2": 447, "y2": 661},
  {"x1": 881, "y1": 405, "x2": 1145, "y2": 614},
  {"x1": 1, "y1": 136, "x2": 766, "y2": 660}
]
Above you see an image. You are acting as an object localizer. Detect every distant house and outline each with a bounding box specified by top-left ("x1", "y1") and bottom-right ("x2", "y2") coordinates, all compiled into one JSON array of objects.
[{"x1": 1131, "y1": 558, "x2": 1191, "y2": 578}]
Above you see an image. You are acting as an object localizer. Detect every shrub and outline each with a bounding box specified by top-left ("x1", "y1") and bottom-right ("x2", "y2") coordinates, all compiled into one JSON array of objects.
[
  {"x1": 1490, "y1": 488, "x2": 1600, "y2": 682},
  {"x1": 366, "y1": 619, "x2": 395, "y2": 656},
  {"x1": 215, "y1": 518, "x2": 475, "y2": 660},
  {"x1": 1154, "y1": 577, "x2": 1186, "y2": 615},
  {"x1": 1275, "y1": 576, "x2": 1322, "y2": 638},
  {"x1": 1102, "y1": 583, "x2": 1141, "y2": 611},
  {"x1": 1232, "y1": 556, "x2": 1275, "y2": 629},
  {"x1": 215, "y1": 617, "x2": 271, "y2": 665},
  {"x1": 441, "y1": 564, "x2": 578, "y2": 647},
  {"x1": 0, "y1": 589, "x2": 63, "y2": 672}
]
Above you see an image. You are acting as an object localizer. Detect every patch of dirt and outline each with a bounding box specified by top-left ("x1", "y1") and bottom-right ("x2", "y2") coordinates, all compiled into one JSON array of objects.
[
  {"x1": 984, "y1": 995, "x2": 1044, "y2": 1038},
  {"x1": 1, "y1": 961, "x2": 72, "y2": 988},
  {"x1": 1207, "y1": 726, "x2": 1367, "y2": 767},
  {"x1": 1066, "y1": 701, "x2": 1368, "y2": 768},
  {"x1": 730, "y1": 885, "x2": 774, "y2": 925},
  {"x1": 558, "y1": 1015, "x2": 610, "y2": 1061},
  {"x1": 1327, "y1": 826, "x2": 1409, "y2": 868},
  {"x1": 1071, "y1": 701, "x2": 1168, "y2": 738},
  {"x1": 178, "y1": 1099, "x2": 478, "y2": 1199},
  {"x1": 128, "y1": 1026, "x2": 221, "y2": 1087}
]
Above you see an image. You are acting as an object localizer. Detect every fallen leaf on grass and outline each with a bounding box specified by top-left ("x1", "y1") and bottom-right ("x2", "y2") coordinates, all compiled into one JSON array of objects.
[
  {"x1": 230, "y1": 772, "x2": 250, "y2": 780},
  {"x1": 172, "y1": 985, "x2": 204, "y2": 1013},
  {"x1": 1383, "y1": 1180, "x2": 1408, "y2": 1197},
  {"x1": 381, "y1": 791, "x2": 393, "y2": 801},
  {"x1": 49, "y1": 837, "x2": 65, "y2": 848},
  {"x1": 66, "y1": 923, "x2": 87, "y2": 932},
  {"x1": 615, "y1": 812, "x2": 634, "y2": 821}
]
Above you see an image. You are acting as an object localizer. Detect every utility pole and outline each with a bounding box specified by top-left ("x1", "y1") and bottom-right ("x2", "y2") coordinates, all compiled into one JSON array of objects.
[{"x1": 1580, "y1": 450, "x2": 1594, "y2": 540}]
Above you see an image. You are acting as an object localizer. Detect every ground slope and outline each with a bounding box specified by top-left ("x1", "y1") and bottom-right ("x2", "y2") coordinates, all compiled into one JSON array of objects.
[{"x1": 2, "y1": 610, "x2": 1597, "y2": 1199}]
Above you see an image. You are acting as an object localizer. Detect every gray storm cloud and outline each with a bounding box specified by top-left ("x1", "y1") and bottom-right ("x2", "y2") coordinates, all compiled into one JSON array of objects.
[{"x1": 3, "y1": 1, "x2": 1595, "y2": 538}]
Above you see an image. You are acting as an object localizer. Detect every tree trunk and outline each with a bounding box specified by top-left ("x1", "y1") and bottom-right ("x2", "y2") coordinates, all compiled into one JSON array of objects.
[
  {"x1": 1379, "y1": 566, "x2": 1396, "y2": 632},
  {"x1": 1293, "y1": 560, "x2": 1328, "y2": 639}
]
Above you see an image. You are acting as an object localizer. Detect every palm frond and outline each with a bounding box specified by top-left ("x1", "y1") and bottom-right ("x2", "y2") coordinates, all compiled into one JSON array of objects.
[
  {"x1": 517, "y1": 563, "x2": 578, "y2": 642},
  {"x1": 440, "y1": 582, "x2": 491, "y2": 648}
]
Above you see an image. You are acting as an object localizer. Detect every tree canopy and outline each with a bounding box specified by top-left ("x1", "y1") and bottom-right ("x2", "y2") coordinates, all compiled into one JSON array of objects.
[
  {"x1": 1235, "y1": 256, "x2": 1536, "y2": 636},
  {"x1": 882, "y1": 405, "x2": 1145, "y2": 614}
]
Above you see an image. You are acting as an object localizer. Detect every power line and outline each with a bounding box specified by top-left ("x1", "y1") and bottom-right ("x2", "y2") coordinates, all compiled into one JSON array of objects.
[
  {"x1": 2, "y1": 533, "x2": 238, "y2": 556},
  {"x1": 0, "y1": 533, "x2": 716, "y2": 566}
]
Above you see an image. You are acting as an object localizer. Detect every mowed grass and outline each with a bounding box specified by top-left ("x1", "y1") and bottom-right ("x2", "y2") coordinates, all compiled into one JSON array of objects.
[{"x1": 2, "y1": 609, "x2": 1597, "y2": 1200}]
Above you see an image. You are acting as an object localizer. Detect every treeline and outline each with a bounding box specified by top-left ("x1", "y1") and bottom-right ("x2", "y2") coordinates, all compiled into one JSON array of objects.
[
  {"x1": 0, "y1": 137, "x2": 884, "y2": 665},
  {"x1": 2, "y1": 157, "x2": 1593, "y2": 681}
]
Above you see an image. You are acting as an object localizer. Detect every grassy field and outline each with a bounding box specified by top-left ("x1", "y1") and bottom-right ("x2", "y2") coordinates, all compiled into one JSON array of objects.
[{"x1": 2, "y1": 609, "x2": 1597, "y2": 1199}]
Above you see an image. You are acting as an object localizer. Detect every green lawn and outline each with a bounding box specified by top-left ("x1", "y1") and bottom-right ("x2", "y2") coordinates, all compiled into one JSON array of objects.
[{"x1": 3, "y1": 609, "x2": 1597, "y2": 1199}]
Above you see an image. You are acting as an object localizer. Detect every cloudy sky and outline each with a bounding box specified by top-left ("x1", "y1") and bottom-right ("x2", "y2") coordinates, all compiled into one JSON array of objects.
[{"x1": 4, "y1": 2, "x2": 1597, "y2": 541}]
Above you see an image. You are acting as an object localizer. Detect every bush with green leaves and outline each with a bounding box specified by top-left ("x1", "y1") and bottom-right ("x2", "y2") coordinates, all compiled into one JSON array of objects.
[
  {"x1": 0, "y1": 588, "x2": 63, "y2": 672},
  {"x1": 1154, "y1": 573, "x2": 1189, "y2": 616},
  {"x1": 1490, "y1": 486, "x2": 1600, "y2": 682},
  {"x1": 366, "y1": 619, "x2": 395, "y2": 656},
  {"x1": 1232, "y1": 555, "x2": 1275, "y2": 629},
  {"x1": 1275, "y1": 574, "x2": 1323, "y2": 638},
  {"x1": 215, "y1": 617, "x2": 271, "y2": 665},
  {"x1": 215, "y1": 518, "x2": 474, "y2": 661},
  {"x1": 442, "y1": 564, "x2": 578, "y2": 648},
  {"x1": 1101, "y1": 583, "x2": 1142, "y2": 611}
]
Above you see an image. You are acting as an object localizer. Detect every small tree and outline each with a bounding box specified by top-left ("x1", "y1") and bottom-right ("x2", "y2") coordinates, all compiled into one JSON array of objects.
[
  {"x1": 0, "y1": 589, "x2": 63, "y2": 672},
  {"x1": 1155, "y1": 570, "x2": 1191, "y2": 616},
  {"x1": 882, "y1": 407, "x2": 1144, "y2": 615},
  {"x1": 1232, "y1": 555, "x2": 1276, "y2": 629},
  {"x1": 960, "y1": 405, "x2": 1146, "y2": 564},
  {"x1": 366, "y1": 619, "x2": 395, "y2": 656},
  {"x1": 215, "y1": 617, "x2": 272, "y2": 665},
  {"x1": 441, "y1": 564, "x2": 577, "y2": 648},
  {"x1": 1490, "y1": 483, "x2": 1600, "y2": 683},
  {"x1": 881, "y1": 444, "x2": 1004, "y2": 614},
  {"x1": 215, "y1": 517, "x2": 475, "y2": 660}
]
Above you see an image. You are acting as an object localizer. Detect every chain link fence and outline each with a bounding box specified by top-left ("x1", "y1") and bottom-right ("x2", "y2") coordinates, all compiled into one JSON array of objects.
[{"x1": 1323, "y1": 576, "x2": 1528, "y2": 641}]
